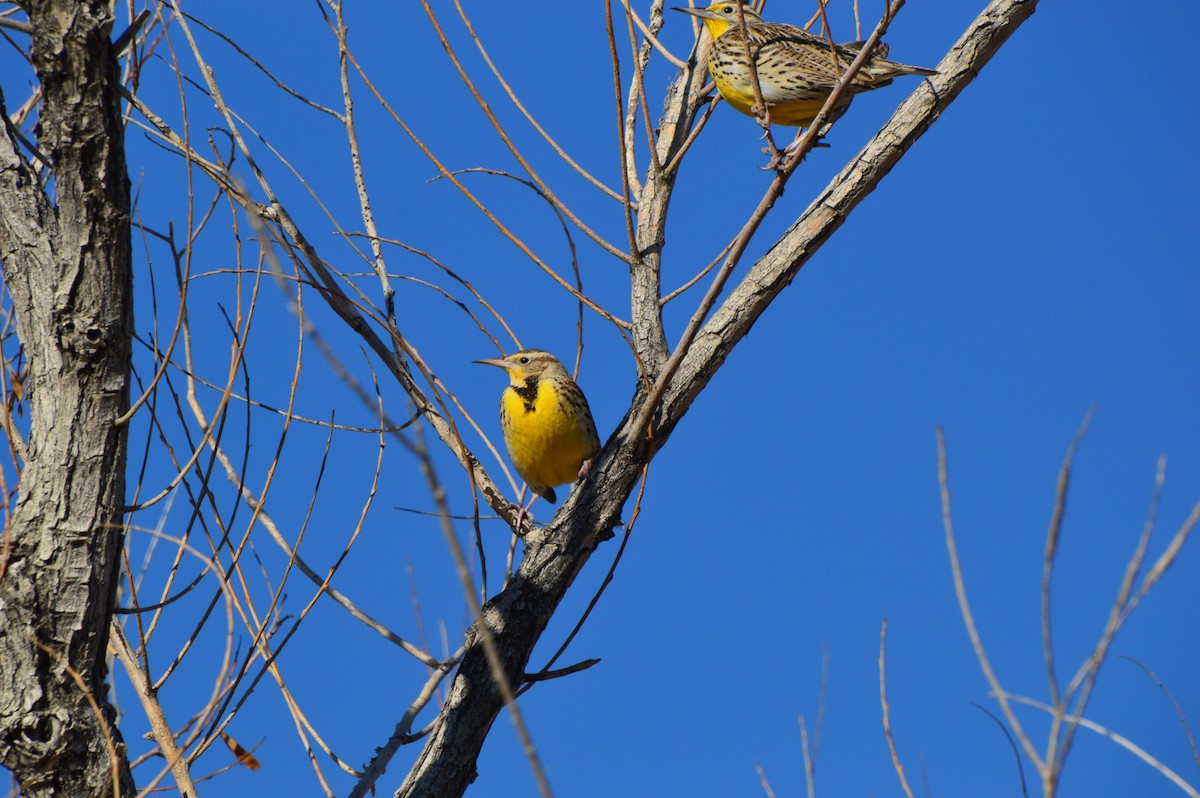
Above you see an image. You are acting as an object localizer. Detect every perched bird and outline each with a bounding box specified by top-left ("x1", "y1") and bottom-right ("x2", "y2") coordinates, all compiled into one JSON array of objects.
[
  {"x1": 675, "y1": 3, "x2": 936, "y2": 129},
  {"x1": 475, "y1": 349, "x2": 601, "y2": 509}
]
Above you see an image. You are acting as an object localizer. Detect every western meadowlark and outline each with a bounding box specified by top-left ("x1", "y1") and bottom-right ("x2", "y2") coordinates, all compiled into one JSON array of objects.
[
  {"x1": 475, "y1": 349, "x2": 601, "y2": 510},
  {"x1": 675, "y1": 3, "x2": 936, "y2": 129}
]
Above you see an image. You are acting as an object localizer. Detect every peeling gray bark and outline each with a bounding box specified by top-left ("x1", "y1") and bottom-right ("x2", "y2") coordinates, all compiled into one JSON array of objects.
[{"x1": 0, "y1": 1, "x2": 135, "y2": 796}]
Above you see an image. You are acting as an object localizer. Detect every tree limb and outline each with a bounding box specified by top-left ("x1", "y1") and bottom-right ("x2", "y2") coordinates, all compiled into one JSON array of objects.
[{"x1": 393, "y1": 1, "x2": 1039, "y2": 795}]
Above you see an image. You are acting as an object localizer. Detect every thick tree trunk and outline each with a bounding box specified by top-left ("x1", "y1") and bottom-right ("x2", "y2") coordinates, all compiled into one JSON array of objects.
[{"x1": 0, "y1": 1, "x2": 135, "y2": 796}]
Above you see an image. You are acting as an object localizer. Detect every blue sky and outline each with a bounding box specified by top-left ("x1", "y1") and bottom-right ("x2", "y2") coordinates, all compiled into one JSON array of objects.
[{"x1": 4, "y1": 0, "x2": 1199, "y2": 796}]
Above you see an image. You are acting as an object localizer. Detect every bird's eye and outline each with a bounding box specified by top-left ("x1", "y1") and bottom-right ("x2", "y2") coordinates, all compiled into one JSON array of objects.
[
  {"x1": 518, "y1": 356, "x2": 530, "y2": 365},
  {"x1": 723, "y1": 5, "x2": 734, "y2": 13}
]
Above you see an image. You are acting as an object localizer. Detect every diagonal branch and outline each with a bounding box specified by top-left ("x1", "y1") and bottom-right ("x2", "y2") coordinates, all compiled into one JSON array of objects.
[
  {"x1": 661, "y1": 0, "x2": 1039, "y2": 428},
  {"x1": 395, "y1": 7, "x2": 1043, "y2": 795},
  {"x1": 633, "y1": 0, "x2": 909, "y2": 443},
  {"x1": 418, "y1": 0, "x2": 629, "y2": 263}
]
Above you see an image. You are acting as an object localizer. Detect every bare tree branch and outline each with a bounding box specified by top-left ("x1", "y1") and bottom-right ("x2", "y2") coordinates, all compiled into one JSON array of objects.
[{"x1": 393, "y1": 2, "x2": 1040, "y2": 795}]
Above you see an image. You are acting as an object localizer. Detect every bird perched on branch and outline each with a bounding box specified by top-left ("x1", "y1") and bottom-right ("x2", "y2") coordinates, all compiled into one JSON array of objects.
[
  {"x1": 475, "y1": 349, "x2": 600, "y2": 520},
  {"x1": 675, "y1": 3, "x2": 936, "y2": 130}
]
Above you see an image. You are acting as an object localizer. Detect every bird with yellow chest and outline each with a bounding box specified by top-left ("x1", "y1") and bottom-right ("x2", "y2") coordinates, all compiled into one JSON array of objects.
[
  {"x1": 675, "y1": 3, "x2": 936, "y2": 134},
  {"x1": 475, "y1": 349, "x2": 601, "y2": 522}
]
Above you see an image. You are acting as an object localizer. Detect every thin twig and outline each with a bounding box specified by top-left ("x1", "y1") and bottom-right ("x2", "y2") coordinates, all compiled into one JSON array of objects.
[
  {"x1": 608, "y1": 0, "x2": 641, "y2": 255},
  {"x1": 523, "y1": 659, "x2": 601, "y2": 683},
  {"x1": 451, "y1": 0, "x2": 626, "y2": 203},
  {"x1": 111, "y1": 622, "x2": 199, "y2": 797},
  {"x1": 879, "y1": 619, "x2": 915, "y2": 798},
  {"x1": 1009, "y1": 694, "x2": 1200, "y2": 798},
  {"x1": 754, "y1": 762, "x2": 778, "y2": 798},
  {"x1": 969, "y1": 702, "x2": 1029, "y2": 798},
  {"x1": 348, "y1": 647, "x2": 466, "y2": 798},
  {"x1": 621, "y1": 0, "x2": 686, "y2": 68},
  {"x1": 629, "y1": 1, "x2": 914, "y2": 447},
  {"x1": 1121, "y1": 656, "x2": 1200, "y2": 772},
  {"x1": 1041, "y1": 411, "x2": 1094, "y2": 712},
  {"x1": 937, "y1": 427, "x2": 1044, "y2": 770},
  {"x1": 421, "y1": 0, "x2": 628, "y2": 262}
]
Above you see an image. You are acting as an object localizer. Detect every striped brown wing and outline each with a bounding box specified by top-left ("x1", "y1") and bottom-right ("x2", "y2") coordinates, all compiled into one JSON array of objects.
[
  {"x1": 723, "y1": 22, "x2": 924, "y2": 102},
  {"x1": 566, "y1": 378, "x2": 601, "y2": 457},
  {"x1": 749, "y1": 23, "x2": 861, "y2": 100}
]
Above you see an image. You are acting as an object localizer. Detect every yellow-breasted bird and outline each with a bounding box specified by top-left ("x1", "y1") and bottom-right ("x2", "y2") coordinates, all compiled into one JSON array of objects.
[
  {"x1": 675, "y1": 3, "x2": 936, "y2": 129},
  {"x1": 475, "y1": 349, "x2": 600, "y2": 507}
]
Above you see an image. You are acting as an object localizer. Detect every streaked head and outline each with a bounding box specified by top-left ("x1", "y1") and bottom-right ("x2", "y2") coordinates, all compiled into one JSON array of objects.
[
  {"x1": 474, "y1": 349, "x2": 568, "y2": 385},
  {"x1": 674, "y1": 3, "x2": 763, "y2": 38}
]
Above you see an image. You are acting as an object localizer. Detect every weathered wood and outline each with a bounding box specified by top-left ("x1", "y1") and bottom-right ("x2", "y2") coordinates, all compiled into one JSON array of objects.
[
  {"x1": 392, "y1": 1, "x2": 1039, "y2": 796},
  {"x1": 0, "y1": 1, "x2": 135, "y2": 795}
]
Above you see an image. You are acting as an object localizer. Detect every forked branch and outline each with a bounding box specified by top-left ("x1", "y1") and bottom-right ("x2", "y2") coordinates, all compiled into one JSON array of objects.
[{"x1": 395, "y1": 4, "x2": 1042, "y2": 796}]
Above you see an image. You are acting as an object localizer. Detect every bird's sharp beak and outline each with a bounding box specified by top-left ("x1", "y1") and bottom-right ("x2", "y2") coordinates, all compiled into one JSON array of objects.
[
  {"x1": 673, "y1": 6, "x2": 719, "y2": 20},
  {"x1": 473, "y1": 357, "x2": 509, "y2": 370}
]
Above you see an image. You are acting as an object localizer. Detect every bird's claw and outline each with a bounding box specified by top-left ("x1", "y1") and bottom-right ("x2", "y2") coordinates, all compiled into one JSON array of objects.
[
  {"x1": 577, "y1": 458, "x2": 594, "y2": 480},
  {"x1": 760, "y1": 146, "x2": 789, "y2": 171},
  {"x1": 511, "y1": 500, "x2": 536, "y2": 537}
]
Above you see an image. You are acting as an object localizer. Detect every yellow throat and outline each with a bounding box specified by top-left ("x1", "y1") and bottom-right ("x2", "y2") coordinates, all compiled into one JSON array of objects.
[{"x1": 475, "y1": 349, "x2": 600, "y2": 504}]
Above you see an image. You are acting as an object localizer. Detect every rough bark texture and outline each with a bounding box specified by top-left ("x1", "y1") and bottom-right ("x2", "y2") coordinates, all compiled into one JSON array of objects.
[
  {"x1": 0, "y1": 1, "x2": 135, "y2": 796},
  {"x1": 394, "y1": 1, "x2": 1038, "y2": 796}
]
